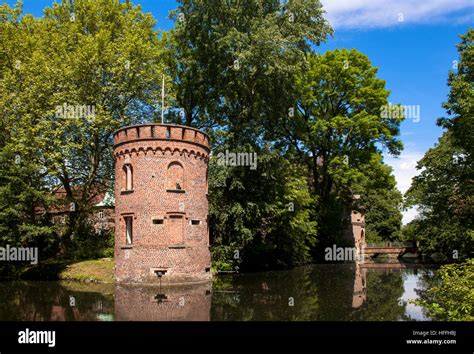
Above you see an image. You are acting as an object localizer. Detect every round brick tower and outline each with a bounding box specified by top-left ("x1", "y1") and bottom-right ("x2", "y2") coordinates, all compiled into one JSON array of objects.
[{"x1": 113, "y1": 124, "x2": 211, "y2": 284}]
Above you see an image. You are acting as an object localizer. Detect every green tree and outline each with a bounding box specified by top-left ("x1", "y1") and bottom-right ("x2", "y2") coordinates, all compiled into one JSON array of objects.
[
  {"x1": 286, "y1": 49, "x2": 403, "y2": 244},
  {"x1": 413, "y1": 259, "x2": 474, "y2": 321},
  {"x1": 169, "y1": 0, "x2": 332, "y2": 268},
  {"x1": 405, "y1": 29, "x2": 474, "y2": 259},
  {"x1": 438, "y1": 30, "x2": 474, "y2": 162},
  {"x1": 0, "y1": 0, "x2": 168, "y2": 255},
  {"x1": 209, "y1": 148, "x2": 317, "y2": 270},
  {"x1": 168, "y1": 0, "x2": 332, "y2": 130},
  {"x1": 405, "y1": 133, "x2": 473, "y2": 258},
  {"x1": 0, "y1": 2, "x2": 56, "y2": 276},
  {"x1": 289, "y1": 50, "x2": 403, "y2": 198},
  {"x1": 359, "y1": 155, "x2": 403, "y2": 242}
]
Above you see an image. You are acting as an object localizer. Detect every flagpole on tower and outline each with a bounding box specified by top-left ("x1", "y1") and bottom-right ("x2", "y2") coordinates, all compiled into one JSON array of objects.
[{"x1": 161, "y1": 74, "x2": 165, "y2": 124}]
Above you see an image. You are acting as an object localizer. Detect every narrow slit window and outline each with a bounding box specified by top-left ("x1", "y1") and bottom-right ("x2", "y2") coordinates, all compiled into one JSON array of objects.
[
  {"x1": 124, "y1": 164, "x2": 133, "y2": 190},
  {"x1": 153, "y1": 219, "x2": 164, "y2": 225},
  {"x1": 125, "y1": 216, "x2": 133, "y2": 244},
  {"x1": 166, "y1": 126, "x2": 171, "y2": 139},
  {"x1": 191, "y1": 220, "x2": 200, "y2": 225}
]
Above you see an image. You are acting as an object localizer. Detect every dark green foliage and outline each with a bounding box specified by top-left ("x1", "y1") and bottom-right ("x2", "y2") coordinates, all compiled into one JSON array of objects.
[
  {"x1": 0, "y1": 145, "x2": 57, "y2": 278},
  {"x1": 405, "y1": 29, "x2": 474, "y2": 260},
  {"x1": 210, "y1": 148, "x2": 317, "y2": 270},
  {"x1": 69, "y1": 225, "x2": 114, "y2": 260},
  {"x1": 413, "y1": 260, "x2": 474, "y2": 321}
]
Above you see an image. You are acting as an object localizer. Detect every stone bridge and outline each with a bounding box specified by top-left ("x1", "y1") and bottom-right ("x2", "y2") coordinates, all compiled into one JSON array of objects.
[{"x1": 364, "y1": 242, "x2": 419, "y2": 260}]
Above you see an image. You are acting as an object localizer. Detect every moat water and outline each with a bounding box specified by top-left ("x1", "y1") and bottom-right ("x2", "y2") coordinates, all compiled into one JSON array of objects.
[{"x1": 0, "y1": 264, "x2": 437, "y2": 321}]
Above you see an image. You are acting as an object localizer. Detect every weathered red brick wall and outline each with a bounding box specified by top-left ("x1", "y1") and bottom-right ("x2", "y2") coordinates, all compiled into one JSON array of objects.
[
  {"x1": 351, "y1": 211, "x2": 366, "y2": 250},
  {"x1": 344, "y1": 210, "x2": 366, "y2": 250},
  {"x1": 113, "y1": 124, "x2": 211, "y2": 284}
]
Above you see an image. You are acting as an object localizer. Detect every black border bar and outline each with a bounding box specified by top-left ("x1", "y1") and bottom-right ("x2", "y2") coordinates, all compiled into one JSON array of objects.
[{"x1": 0, "y1": 321, "x2": 471, "y2": 353}]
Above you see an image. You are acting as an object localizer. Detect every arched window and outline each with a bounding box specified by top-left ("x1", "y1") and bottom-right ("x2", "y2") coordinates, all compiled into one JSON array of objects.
[
  {"x1": 167, "y1": 161, "x2": 184, "y2": 191},
  {"x1": 123, "y1": 164, "x2": 133, "y2": 191}
]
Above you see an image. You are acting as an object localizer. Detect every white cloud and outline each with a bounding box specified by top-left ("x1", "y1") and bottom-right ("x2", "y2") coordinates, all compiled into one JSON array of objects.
[
  {"x1": 385, "y1": 151, "x2": 423, "y2": 194},
  {"x1": 402, "y1": 206, "x2": 419, "y2": 225},
  {"x1": 384, "y1": 149, "x2": 424, "y2": 224},
  {"x1": 321, "y1": 0, "x2": 474, "y2": 29}
]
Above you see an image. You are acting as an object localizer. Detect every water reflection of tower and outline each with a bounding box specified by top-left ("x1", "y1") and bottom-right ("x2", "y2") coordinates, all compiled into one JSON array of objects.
[
  {"x1": 114, "y1": 283, "x2": 212, "y2": 321},
  {"x1": 352, "y1": 264, "x2": 367, "y2": 308}
]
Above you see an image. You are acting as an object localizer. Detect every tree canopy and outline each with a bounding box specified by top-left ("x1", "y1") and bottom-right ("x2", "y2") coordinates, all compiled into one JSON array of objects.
[
  {"x1": 0, "y1": 0, "x2": 167, "y2": 258},
  {"x1": 0, "y1": 0, "x2": 407, "y2": 273},
  {"x1": 405, "y1": 29, "x2": 474, "y2": 260}
]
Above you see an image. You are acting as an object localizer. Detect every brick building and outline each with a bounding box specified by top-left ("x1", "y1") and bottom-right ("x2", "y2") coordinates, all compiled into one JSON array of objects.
[
  {"x1": 48, "y1": 186, "x2": 115, "y2": 235},
  {"x1": 113, "y1": 124, "x2": 211, "y2": 284}
]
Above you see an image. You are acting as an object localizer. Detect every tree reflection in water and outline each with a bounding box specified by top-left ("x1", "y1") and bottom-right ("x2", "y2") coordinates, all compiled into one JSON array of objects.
[
  {"x1": 0, "y1": 265, "x2": 435, "y2": 321},
  {"x1": 0, "y1": 281, "x2": 113, "y2": 321}
]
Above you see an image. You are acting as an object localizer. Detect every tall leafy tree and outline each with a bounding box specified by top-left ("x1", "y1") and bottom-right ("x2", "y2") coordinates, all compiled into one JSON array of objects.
[
  {"x1": 405, "y1": 29, "x2": 474, "y2": 260},
  {"x1": 169, "y1": 0, "x2": 332, "y2": 268},
  {"x1": 168, "y1": 0, "x2": 332, "y2": 132},
  {"x1": 359, "y1": 155, "x2": 403, "y2": 242},
  {"x1": 0, "y1": 0, "x2": 168, "y2": 254},
  {"x1": 289, "y1": 49, "x2": 403, "y2": 200},
  {"x1": 438, "y1": 30, "x2": 474, "y2": 159},
  {"x1": 405, "y1": 132, "x2": 473, "y2": 258},
  {"x1": 285, "y1": 49, "x2": 404, "y2": 244},
  {"x1": 0, "y1": 3, "x2": 56, "y2": 275}
]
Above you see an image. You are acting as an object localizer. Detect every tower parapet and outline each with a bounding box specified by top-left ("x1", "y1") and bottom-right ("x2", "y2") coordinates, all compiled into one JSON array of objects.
[{"x1": 114, "y1": 124, "x2": 210, "y2": 151}]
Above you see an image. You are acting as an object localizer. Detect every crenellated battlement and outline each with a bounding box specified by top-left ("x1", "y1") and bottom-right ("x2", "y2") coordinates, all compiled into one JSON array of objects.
[{"x1": 113, "y1": 124, "x2": 210, "y2": 151}]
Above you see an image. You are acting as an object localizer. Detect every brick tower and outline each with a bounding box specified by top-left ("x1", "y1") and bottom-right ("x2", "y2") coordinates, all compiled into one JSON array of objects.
[{"x1": 113, "y1": 124, "x2": 211, "y2": 284}]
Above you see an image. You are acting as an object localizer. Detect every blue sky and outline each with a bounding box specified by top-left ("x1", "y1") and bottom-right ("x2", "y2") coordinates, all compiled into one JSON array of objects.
[{"x1": 5, "y1": 0, "x2": 474, "y2": 222}]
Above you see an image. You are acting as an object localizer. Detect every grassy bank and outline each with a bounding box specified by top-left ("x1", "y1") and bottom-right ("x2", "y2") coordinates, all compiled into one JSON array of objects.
[
  {"x1": 20, "y1": 258, "x2": 114, "y2": 284},
  {"x1": 58, "y1": 258, "x2": 114, "y2": 283}
]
